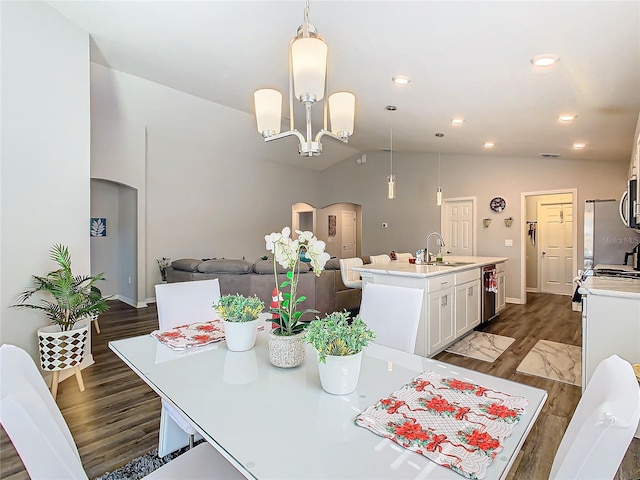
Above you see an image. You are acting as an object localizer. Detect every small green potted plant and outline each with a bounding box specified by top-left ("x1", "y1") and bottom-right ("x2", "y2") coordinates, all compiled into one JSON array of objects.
[
  {"x1": 12, "y1": 244, "x2": 110, "y2": 388},
  {"x1": 214, "y1": 293, "x2": 265, "y2": 351},
  {"x1": 306, "y1": 310, "x2": 376, "y2": 395}
]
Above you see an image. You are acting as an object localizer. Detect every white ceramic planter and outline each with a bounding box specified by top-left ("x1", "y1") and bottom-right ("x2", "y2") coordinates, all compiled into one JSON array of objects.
[
  {"x1": 37, "y1": 323, "x2": 88, "y2": 371},
  {"x1": 224, "y1": 319, "x2": 259, "y2": 352},
  {"x1": 317, "y1": 351, "x2": 363, "y2": 395}
]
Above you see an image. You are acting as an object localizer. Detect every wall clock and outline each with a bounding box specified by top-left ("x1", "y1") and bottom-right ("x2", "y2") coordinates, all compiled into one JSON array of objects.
[{"x1": 490, "y1": 197, "x2": 506, "y2": 213}]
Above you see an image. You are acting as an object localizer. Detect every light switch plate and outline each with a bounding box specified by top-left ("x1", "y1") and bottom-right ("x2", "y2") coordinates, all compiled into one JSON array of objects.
[{"x1": 505, "y1": 239, "x2": 513, "y2": 247}]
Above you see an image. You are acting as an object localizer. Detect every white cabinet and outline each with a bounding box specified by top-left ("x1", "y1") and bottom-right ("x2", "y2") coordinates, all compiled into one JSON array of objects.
[
  {"x1": 496, "y1": 262, "x2": 506, "y2": 312},
  {"x1": 581, "y1": 286, "x2": 640, "y2": 438},
  {"x1": 427, "y1": 274, "x2": 455, "y2": 356},
  {"x1": 455, "y1": 279, "x2": 481, "y2": 337}
]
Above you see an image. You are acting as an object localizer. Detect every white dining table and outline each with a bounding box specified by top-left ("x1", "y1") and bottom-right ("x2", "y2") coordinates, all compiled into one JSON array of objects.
[{"x1": 109, "y1": 325, "x2": 547, "y2": 480}]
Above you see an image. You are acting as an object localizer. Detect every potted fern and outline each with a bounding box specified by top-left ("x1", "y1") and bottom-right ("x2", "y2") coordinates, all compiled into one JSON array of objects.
[
  {"x1": 214, "y1": 293, "x2": 265, "y2": 351},
  {"x1": 12, "y1": 244, "x2": 109, "y2": 376},
  {"x1": 306, "y1": 311, "x2": 376, "y2": 395}
]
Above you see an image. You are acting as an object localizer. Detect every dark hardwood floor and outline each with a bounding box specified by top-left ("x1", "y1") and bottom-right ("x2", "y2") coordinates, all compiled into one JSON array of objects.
[{"x1": 1, "y1": 294, "x2": 639, "y2": 479}]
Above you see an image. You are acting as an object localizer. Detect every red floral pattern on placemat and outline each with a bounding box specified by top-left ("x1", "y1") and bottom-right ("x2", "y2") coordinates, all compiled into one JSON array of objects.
[
  {"x1": 355, "y1": 371, "x2": 528, "y2": 479},
  {"x1": 151, "y1": 320, "x2": 225, "y2": 351}
]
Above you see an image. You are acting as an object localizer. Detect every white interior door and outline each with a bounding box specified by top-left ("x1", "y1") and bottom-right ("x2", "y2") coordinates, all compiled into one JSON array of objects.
[
  {"x1": 341, "y1": 211, "x2": 356, "y2": 258},
  {"x1": 441, "y1": 198, "x2": 475, "y2": 255},
  {"x1": 539, "y1": 202, "x2": 573, "y2": 295}
]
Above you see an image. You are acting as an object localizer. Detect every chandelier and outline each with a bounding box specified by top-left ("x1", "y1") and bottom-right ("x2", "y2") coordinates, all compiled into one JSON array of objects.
[{"x1": 253, "y1": 1, "x2": 355, "y2": 157}]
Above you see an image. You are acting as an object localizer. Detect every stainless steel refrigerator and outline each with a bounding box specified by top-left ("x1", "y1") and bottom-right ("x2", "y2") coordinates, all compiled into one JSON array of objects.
[{"x1": 584, "y1": 199, "x2": 638, "y2": 270}]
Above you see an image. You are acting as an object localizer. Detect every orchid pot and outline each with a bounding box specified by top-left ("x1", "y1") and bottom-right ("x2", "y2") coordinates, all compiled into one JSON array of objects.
[{"x1": 264, "y1": 227, "x2": 330, "y2": 367}]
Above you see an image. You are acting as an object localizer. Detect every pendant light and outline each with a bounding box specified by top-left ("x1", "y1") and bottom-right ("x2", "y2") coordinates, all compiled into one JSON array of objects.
[
  {"x1": 386, "y1": 105, "x2": 397, "y2": 199},
  {"x1": 435, "y1": 132, "x2": 444, "y2": 206},
  {"x1": 436, "y1": 152, "x2": 443, "y2": 206}
]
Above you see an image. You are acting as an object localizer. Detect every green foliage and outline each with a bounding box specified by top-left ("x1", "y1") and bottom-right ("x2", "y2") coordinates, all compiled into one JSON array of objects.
[
  {"x1": 306, "y1": 310, "x2": 376, "y2": 363},
  {"x1": 269, "y1": 262, "x2": 318, "y2": 336},
  {"x1": 214, "y1": 293, "x2": 265, "y2": 322},
  {"x1": 12, "y1": 244, "x2": 110, "y2": 331}
]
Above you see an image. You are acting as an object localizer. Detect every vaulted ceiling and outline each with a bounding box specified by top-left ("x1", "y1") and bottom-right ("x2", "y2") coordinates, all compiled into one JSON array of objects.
[{"x1": 50, "y1": 1, "x2": 640, "y2": 171}]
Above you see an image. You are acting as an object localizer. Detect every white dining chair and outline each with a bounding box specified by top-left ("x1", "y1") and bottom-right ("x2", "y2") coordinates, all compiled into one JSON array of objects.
[
  {"x1": 395, "y1": 252, "x2": 413, "y2": 262},
  {"x1": 155, "y1": 279, "x2": 221, "y2": 456},
  {"x1": 0, "y1": 344, "x2": 243, "y2": 480},
  {"x1": 369, "y1": 254, "x2": 391, "y2": 264},
  {"x1": 358, "y1": 283, "x2": 424, "y2": 354},
  {"x1": 549, "y1": 354, "x2": 640, "y2": 480},
  {"x1": 339, "y1": 257, "x2": 364, "y2": 289}
]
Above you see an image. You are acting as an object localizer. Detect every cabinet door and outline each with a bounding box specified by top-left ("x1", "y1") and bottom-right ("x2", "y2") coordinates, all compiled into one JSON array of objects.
[
  {"x1": 455, "y1": 283, "x2": 470, "y2": 337},
  {"x1": 467, "y1": 279, "x2": 481, "y2": 329},
  {"x1": 497, "y1": 273, "x2": 506, "y2": 312},
  {"x1": 427, "y1": 287, "x2": 455, "y2": 356},
  {"x1": 455, "y1": 280, "x2": 481, "y2": 337}
]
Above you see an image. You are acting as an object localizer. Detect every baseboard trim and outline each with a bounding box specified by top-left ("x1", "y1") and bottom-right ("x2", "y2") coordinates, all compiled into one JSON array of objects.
[
  {"x1": 526, "y1": 287, "x2": 539, "y2": 293},
  {"x1": 115, "y1": 294, "x2": 148, "y2": 309},
  {"x1": 145, "y1": 297, "x2": 157, "y2": 304},
  {"x1": 506, "y1": 296, "x2": 523, "y2": 305}
]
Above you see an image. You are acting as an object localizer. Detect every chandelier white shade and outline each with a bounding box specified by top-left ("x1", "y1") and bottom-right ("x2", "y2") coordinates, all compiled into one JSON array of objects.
[
  {"x1": 329, "y1": 92, "x2": 355, "y2": 138},
  {"x1": 254, "y1": 89, "x2": 283, "y2": 136},
  {"x1": 253, "y1": 1, "x2": 355, "y2": 157},
  {"x1": 291, "y1": 37, "x2": 327, "y2": 102}
]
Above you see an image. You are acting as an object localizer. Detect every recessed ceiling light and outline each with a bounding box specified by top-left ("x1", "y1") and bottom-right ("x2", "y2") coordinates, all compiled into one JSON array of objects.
[
  {"x1": 484, "y1": 142, "x2": 495, "y2": 149},
  {"x1": 531, "y1": 54, "x2": 560, "y2": 67},
  {"x1": 451, "y1": 118, "x2": 464, "y2": 126},
  {"x1": 392, "y1": 75, "x2": 411, "y2": 86},
  {"x1": 573, "y1": 143, "x2": 587, "y2": 150},
  {"x1": 558, "y1": 113, "x2": 578, "y2": 122}
]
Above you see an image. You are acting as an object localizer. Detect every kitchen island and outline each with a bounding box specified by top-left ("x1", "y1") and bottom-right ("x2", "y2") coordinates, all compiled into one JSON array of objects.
[
  {"x1": 354, "y1": 256, "x2": 508, "y2": 357},
  {"x1": 579, "y1": 274, "x2": 640, "y2": 439}
]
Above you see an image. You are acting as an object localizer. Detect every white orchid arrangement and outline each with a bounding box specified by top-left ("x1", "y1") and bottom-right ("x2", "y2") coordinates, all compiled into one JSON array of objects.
[{"x1": 265, "y1": 227, "x2": 331, "y2": 336}]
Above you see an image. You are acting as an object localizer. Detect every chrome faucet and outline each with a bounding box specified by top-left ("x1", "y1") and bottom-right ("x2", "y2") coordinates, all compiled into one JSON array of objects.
[{"x1": 426, "y1": 232, "x2": 445, "y2": 262}]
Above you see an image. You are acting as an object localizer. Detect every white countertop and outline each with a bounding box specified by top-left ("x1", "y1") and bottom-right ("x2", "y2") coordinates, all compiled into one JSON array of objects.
[
  {"x1": 353, "y1": 256, "x2": 508, "y2": 278},
  {"x1": 579, "y1": 275, "x2": 640, "y2": 299}
]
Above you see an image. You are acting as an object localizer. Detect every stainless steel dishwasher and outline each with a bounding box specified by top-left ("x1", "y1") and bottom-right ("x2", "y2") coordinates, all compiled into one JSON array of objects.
[{"x1": 482, "y1": 264, "x2": 498, "y2": 323}]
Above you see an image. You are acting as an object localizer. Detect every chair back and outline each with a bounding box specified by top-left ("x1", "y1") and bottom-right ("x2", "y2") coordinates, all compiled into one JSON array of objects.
[
  {"x1": 155, "y1": 279, "x2": 221, "y2": 330},
  {"x1": 549, "y1": 354, "x2": 640, "y2": 480},
  {"x1": 0, "y1": 344, "x2": 88, "y2": 479},
  {"x1": 395, "y1": 253, "x2": 413, "y2": 262},
  {"x1": 369, "y1": 254, "x2": 391, "y2": 264},
  {"x1": 339, "y1": 257, "x2": 364, "y2": 289},
  {"x1": 358, "y1": 283, "x2": 424, "y2": 354}
]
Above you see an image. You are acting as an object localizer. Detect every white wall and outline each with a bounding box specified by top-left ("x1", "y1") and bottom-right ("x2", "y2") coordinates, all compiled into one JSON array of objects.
[
  {"x1": 0, "y1": 2, "x2": 90, "y2": 359},
  {"x1": 90, "y1": 179, "x2": 120, "y2": 297},
  {"x1": 90, "y1": 64, "x2": 322, "y2": 300},
  {"x1": 319, "y1": 151, "x2": 629, "y2": 302}
]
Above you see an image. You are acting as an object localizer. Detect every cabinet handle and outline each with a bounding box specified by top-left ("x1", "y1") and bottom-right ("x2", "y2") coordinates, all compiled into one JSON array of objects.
[
  {"x1": 441, "y1": 295, "x2": 448, "y2": 307},
  {"x1": 468, "y1": 286, "x2": 473, "y2": 296},
  {"x1": 441, "y1": 281, "x2": 449, "y2": 285}
]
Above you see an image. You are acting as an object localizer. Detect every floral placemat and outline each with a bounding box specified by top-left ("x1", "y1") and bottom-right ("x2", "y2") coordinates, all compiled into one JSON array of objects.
[
  {"x1": 355, "y1": 371, "x2": 528, "y2": 479},
  {"x1": 151, "y1": 320, "x2": 225, "y2": 351}
]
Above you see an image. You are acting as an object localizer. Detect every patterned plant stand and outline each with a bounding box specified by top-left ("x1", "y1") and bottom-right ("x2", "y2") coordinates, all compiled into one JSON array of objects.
[{"x1": 37, "y1": 323, "x2": 88, "y2": 400}]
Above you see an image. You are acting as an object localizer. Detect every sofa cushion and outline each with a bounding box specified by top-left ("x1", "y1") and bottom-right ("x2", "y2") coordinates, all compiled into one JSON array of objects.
[
  {"x1": 253, "y1": 259, "x2": 311, "y2": 274},
  {"x1": 171, "y1": 259, "x2": 201, "y2": 272},
  {"x1": 197, "y1": 259, "x2": 253, "y2": 274},
  {"x1": 324, "y1": 258, "x2": 341, "y2": 270},
  {"x1": 253, "y1": 259, "x2": 283, "y2": 274}
]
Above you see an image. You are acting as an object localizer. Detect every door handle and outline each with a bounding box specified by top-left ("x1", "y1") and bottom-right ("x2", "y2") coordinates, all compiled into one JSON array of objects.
[{"x1": 542, "y1": 251, "x2": 546, "y2": 255}]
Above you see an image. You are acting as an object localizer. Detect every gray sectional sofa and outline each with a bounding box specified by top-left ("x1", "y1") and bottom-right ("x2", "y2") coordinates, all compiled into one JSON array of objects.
[{"x1": 166, "y1": 257, "x2": 362, "y2": 318}]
